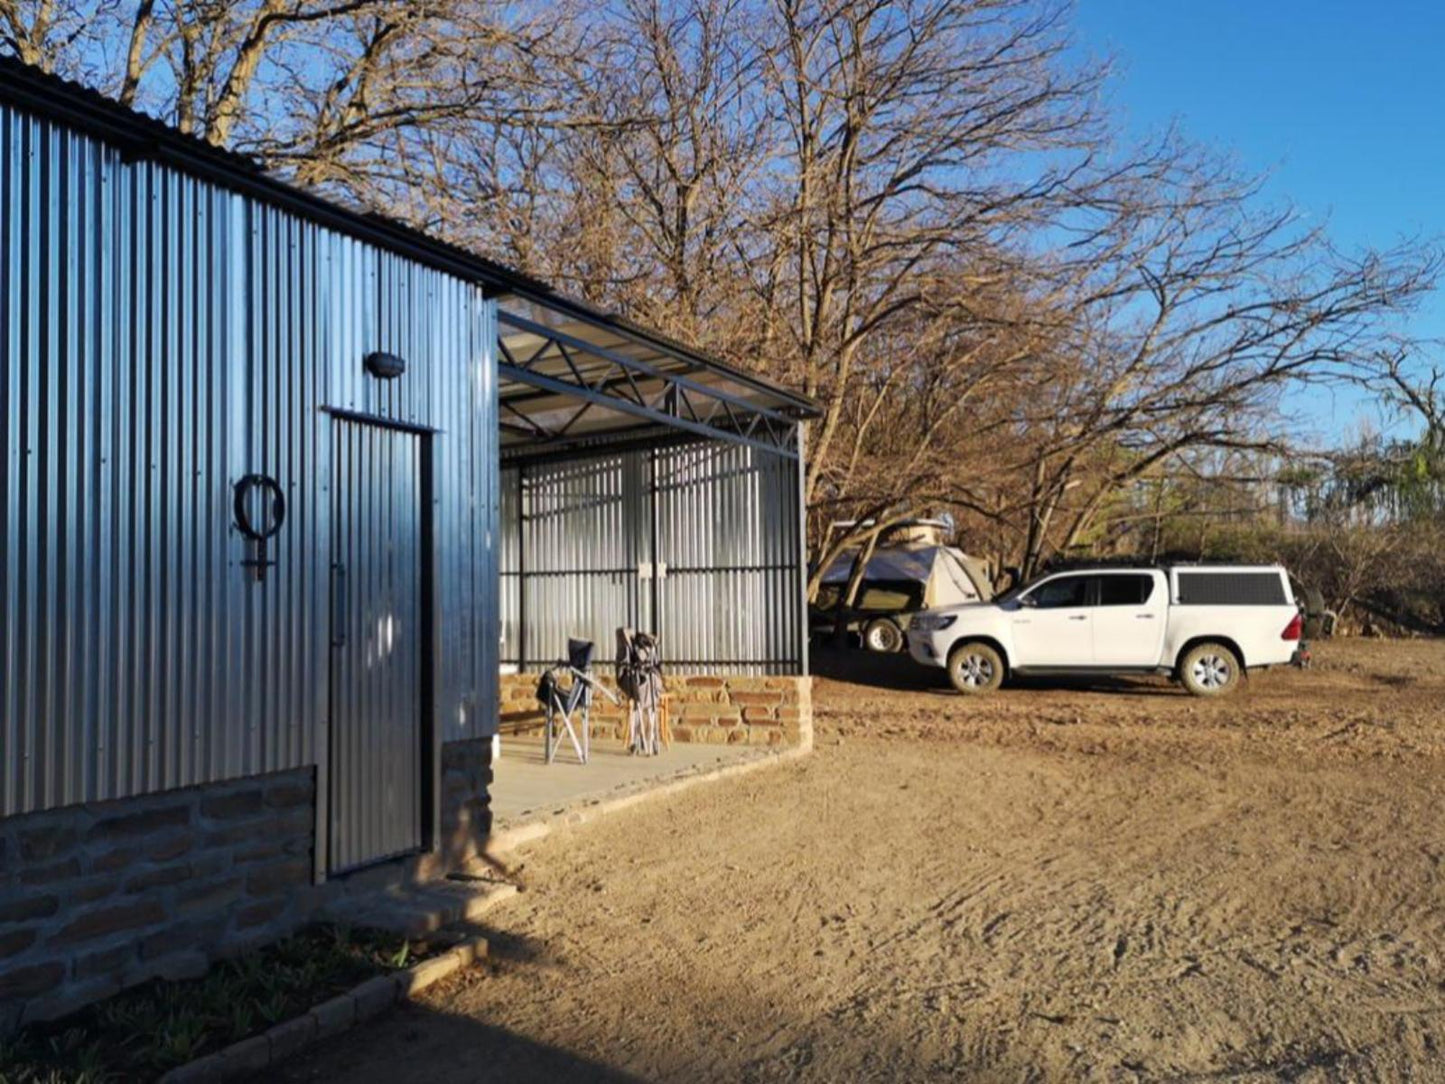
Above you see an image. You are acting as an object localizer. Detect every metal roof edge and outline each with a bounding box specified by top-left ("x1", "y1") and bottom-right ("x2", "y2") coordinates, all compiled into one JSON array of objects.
[{"x1": 0, "y1": 56, "x2": 532, "y2": 294}]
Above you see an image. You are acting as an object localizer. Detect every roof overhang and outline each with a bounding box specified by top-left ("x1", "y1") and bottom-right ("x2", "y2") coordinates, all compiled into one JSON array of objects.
[{"x1": 497, "y1": 289, "x2": 819, "y2": 463}]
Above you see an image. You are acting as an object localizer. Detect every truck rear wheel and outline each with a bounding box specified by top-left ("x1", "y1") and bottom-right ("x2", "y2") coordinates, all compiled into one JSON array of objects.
[
  {"x1": 1179, "y1": 642, "x2": 1241, "y2": 697},
  {"x1": 948, "y1": 642, "x2": 1004, "y2": 695},
  {"x1": 863, "y1": 617, "x2": 903, "y2": 653}
]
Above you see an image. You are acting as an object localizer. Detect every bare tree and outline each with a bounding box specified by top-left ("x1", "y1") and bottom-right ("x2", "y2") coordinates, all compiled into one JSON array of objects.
[
  {"x1": 1, "y1": 1, "x2": 568, "y2": 189},
  {"x1": 0, "y1": 0, "x2": 92, "y2": 68},
  {"x1": 978, "y1": 140, "x2": 1441, "y2": 576},
  {"x1": 7, "y1": 0, "x2": 1442, "y2": 601},
  {"x1": 553, "y1": 0, "x2": 774, "y2": 341},
  {"x1": 755, "y1": 0, "x2": 1104, "y2": 509}
]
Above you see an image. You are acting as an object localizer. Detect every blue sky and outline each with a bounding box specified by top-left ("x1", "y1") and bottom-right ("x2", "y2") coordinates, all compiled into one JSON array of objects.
[{"x1": 1071, "y1": 0, "x2": 1444, "y2": 441}]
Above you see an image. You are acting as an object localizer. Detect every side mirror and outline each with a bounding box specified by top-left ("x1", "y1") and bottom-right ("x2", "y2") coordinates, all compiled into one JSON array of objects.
[{"x1": 1018, "y1": 593, "x2": 1037, "y2": 608}]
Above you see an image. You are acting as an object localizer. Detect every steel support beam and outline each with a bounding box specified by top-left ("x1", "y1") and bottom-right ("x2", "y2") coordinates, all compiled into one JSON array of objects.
[{"x1": 498, "y1": 310, "x2": 801, "y2": 460}]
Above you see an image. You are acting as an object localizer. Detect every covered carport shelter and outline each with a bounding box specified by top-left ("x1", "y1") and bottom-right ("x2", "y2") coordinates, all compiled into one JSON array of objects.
[{"x1": 491, "y1": 289, "x2": 819, "y2": 752}]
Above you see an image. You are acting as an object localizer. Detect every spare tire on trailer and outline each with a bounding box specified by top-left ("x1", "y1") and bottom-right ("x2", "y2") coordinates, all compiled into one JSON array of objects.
[
  {"x1": 1300, "y1": 586, "x2": 1329, "y2": 639},
  {"x1": 863, "y1": 617, "x2": 904, "y2": 653}
]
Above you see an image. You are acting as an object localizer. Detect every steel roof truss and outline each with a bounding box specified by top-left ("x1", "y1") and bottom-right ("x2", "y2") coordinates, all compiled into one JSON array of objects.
[{"x1": 498, "y1": 311, "x2": 798, "y2": 459}]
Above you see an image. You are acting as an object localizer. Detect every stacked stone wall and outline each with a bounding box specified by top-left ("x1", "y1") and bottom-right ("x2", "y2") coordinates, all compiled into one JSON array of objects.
[
  {"x1": 499, "y1": 672, "x2": 813, "y2": 750},
  {"x1": 0, "y1": 769, "x2": 317, "y2": 1032},
  {"x1": 436, "y1": 739, "x2": 495, "y2": 871}
]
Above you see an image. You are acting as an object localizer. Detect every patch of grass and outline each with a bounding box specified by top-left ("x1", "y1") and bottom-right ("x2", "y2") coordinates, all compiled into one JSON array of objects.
[{"x1": 0, "y1": 925, "x2": 454, "y2": 1084}]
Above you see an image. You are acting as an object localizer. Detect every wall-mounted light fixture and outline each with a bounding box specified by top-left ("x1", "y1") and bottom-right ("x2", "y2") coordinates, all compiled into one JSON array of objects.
[{"x1": 364, "y1": 351, "x2": 407, "y2": 379}]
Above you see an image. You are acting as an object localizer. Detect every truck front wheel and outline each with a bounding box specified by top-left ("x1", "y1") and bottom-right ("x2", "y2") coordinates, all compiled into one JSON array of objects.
[
  {"x1": 1179, "y1": 642, "x2": 1241, "y2": 697},
  {"x1": 948, "y1": 642, "x2": 1004, "y2": 695}
]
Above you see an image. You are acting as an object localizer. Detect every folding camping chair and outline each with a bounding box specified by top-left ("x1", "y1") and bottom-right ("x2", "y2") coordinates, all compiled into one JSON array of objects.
[
  {"x1": 536, "y1": 638, "x2": 615, "y2": 765},
  {"x1": 616, "y1": 627, "x2": 665, "y2": 756}
]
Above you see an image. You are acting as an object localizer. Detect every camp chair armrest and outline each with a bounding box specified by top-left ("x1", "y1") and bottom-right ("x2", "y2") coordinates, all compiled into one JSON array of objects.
[{"x1": 570, "y1": 669, "x2": 620, "y2": 703}]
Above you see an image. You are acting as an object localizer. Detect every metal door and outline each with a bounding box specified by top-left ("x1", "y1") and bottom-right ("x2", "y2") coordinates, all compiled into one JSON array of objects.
[{"x1": 329, "y1": 418, "x2": 424, "y2": 873}]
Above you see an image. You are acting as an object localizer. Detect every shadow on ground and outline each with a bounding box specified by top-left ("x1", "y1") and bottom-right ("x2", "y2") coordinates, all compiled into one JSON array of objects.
[
  {"x1": 256, "y1": 922, "x2": 643, "y2": 1084},
  {"x1": 810, "y1": 644, "x2": 947, "y2": 691},
  {"x1": 810, "y1": 645, "x2": 1182, "y2": 698},
  {"x1": 267, "y1": 1007, "x2": 646, "y2": 1084}
]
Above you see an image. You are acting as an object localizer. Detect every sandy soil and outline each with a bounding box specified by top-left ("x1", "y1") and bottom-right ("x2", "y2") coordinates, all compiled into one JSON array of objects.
[{"x1": 275, "y1": 640, "x2": 1445, "y2": 1082}]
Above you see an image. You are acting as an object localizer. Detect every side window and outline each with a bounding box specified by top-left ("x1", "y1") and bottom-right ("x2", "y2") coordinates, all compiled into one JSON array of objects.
[
  {"x1": 1028, "y1": 575, "x2": 1090, "y2": 609},
  {"x1": 1175, "y1": 571, "x2": 1287, "y2": 605},
  {"x1": 1098, "y1": 574, "x2": 1155, "y2": 606}
]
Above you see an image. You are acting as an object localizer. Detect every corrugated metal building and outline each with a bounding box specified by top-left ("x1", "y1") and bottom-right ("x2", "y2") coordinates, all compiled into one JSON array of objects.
[{"x1": 0, "y1": 57, "x2": 815, "y2": 1028}]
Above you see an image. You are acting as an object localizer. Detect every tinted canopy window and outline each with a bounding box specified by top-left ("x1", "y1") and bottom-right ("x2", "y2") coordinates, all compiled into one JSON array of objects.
[
  {"x1": 1029, "y1": 575, "x2": 1089, "y2": 609},
  {"x1": 1176, "y1": 571, "x2": 1287, "y2": 606},
  {"x1": 1098, "y1": 574, "x2": 1155, "y2": 606}
]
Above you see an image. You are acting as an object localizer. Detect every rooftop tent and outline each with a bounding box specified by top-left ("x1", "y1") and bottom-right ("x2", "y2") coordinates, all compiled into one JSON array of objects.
[{"x1": 817, "y1": 545, "x2": 995, "y2": 614}]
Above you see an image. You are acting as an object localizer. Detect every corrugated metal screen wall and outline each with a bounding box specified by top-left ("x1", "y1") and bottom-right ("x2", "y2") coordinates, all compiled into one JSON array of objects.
[
  {"x1": 0, "y1": 99, "x2": 499, "y2": 816},
  {"x1": 501, "y1": 441, "x2": 805, "y2": 675}
]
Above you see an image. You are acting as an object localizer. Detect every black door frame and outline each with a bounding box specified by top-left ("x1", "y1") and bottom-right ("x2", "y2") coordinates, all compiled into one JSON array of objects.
[{"x1": 321, "y1": 406, "x2": 438, "y2": 877}]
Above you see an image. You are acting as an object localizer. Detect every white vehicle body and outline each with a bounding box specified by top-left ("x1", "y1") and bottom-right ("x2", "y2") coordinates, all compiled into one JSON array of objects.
[{"x1": 907, "y1": 566, "x2": 1300, "y2": 688}]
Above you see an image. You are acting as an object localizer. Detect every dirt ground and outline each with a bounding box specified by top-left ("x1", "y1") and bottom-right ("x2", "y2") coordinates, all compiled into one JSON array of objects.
[{"x1": 276, "y1": 640, "x2": 1445, "y2": 1082}]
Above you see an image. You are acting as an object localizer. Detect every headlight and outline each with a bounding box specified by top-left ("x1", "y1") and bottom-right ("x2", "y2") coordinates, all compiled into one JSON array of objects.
[{"x1": 910, "y1": 613, "x2": 957, "y2": 632}]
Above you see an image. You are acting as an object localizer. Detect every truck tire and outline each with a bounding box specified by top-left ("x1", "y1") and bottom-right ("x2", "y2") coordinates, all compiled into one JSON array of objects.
[
  {"x1": 948, "y1": 642, "x2": 1004, "y2": 695},
  {"x1": 863, "y1": 617, "x2": 903, "y2": 653},
  {"x1": 1178, "y1": 641, "x2": 1241, "y2": 697}
]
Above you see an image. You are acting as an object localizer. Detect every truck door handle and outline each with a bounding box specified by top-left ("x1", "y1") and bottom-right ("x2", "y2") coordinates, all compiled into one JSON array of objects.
[
  {"x1": 1137, "y1": 614, "x2": 1156, "y2": 620},
  {"x1": 1068, "y1": 615, "x2": 1087, "y2": 621}
]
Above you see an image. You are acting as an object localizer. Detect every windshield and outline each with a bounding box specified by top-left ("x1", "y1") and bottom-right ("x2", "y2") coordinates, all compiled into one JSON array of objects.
[
  {"x1": 995, "y1": 578, "x2": 1033, "y2": 604},
  {"x1": 995, "y1": 571, "x2": 1054, "y2": 605}
]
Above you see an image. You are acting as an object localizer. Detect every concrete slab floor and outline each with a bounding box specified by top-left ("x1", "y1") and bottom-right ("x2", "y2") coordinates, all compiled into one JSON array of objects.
[{"x1": 490, "y1": 735, "x2": 768, "y2": 827}]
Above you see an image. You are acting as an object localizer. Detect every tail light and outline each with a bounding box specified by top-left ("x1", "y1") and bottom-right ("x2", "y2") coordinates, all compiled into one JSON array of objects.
[{"x1": 1281, "y1": 612, "x2": 1302, "y2": 641}]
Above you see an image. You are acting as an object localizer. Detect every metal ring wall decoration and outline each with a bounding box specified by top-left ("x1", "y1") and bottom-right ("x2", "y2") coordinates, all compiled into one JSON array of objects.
[
  {"x1": 233, "y1": 474, "x2": 286, "y2": 540},
  {"x1": 233, "y1": 474, "x2": 286, "y2": 581}
]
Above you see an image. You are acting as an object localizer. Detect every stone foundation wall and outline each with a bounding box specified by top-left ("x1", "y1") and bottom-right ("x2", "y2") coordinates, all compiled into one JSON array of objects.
[
  {"x1": 500, "y1": 672, "x2": 813, "y2": 751},
  {"x1": 0, "y1": 769, "x2": 317, "y2": 1033},
  {"x1": 436, "y1": 739, "x2": 495, "y2": 871}
]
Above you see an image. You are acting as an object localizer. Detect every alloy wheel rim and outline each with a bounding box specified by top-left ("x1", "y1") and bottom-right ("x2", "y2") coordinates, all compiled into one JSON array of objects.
[
  {"x1": 955, "y1": 654, "x2": 994, "y2": 687},
  {"x1": 1192, "y1": 654, "x2": 1230, "y2": 689}
]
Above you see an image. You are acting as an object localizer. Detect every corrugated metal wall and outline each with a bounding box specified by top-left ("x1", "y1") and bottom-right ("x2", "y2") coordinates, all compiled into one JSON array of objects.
[
  {"x1": 499, "y1": 453, "x2": 649, "y2": 667},
  {"x1": 0, "y1": 99, "x2": 498, "y2": 817},
  {"x1": 654, "y1": 442, "x2": 803, "y2": 672},
  {"x1": 500, "y1": 440, "x2": 803, "y2": 676}
]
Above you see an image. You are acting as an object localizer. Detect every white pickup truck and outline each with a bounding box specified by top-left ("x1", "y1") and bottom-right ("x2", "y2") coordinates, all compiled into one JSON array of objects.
[{"x1": 906, "y1": 565, "x2": 1303, "y2": 697}]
